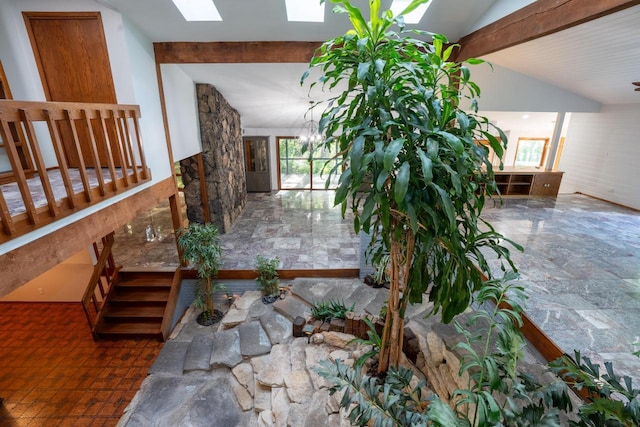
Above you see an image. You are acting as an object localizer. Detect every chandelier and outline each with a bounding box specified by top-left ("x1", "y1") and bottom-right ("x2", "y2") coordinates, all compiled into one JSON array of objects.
[{"x1": 298, "y1": 102, "x2": 324, "y2": 148}]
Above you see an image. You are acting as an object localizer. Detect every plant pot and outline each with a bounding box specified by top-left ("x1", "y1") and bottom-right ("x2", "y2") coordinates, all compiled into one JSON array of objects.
[
  {"x1": 262, "y1": 294, "x2": 279, "y2": 304},
  {"x1": 196, "y1": 309, "x2": 223, "y2": 326}
]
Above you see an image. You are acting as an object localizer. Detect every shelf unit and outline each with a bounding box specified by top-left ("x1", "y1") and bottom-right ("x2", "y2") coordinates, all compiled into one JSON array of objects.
[{"x1": 493, "y1": 168, "x2": 564, "y2": 197}]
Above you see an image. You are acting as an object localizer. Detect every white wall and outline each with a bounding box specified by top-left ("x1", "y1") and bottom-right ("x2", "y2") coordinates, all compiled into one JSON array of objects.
[
  {"x1": 559, "y1": 104, "x2": 640, "y2": 210},
  {"x1": 0, "y1": 0, "x2": 173, "y2": 255},
  {"x1": 0, "y1": 248, "x2": 93, "y2": 301},
  {"x1": 468, "y1": 63, "x2": 601, "y2": 113},
  {"x1": 161, "y1": 64, "x2": 202, "y2": 162},
  {"x1": 466, "y1": 0, "x2": 536, "y2": 34}
]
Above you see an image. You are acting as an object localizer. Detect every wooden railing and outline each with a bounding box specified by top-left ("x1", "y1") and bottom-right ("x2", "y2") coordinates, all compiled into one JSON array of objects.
[
  {"x1": 161, "y1": 267, "x2": 184, "y2": 341},
  {"x1": 82, "y1": 232, "x2": 119, "y2": 336},
  {"x1": 0, "y1": 100, "x2": 151, "y2": 243}
]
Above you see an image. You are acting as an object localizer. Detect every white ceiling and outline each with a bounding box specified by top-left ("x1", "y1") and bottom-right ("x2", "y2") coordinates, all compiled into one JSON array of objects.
[{"x1": 104, "y1": 0, "x2": 640, "y2": 129}]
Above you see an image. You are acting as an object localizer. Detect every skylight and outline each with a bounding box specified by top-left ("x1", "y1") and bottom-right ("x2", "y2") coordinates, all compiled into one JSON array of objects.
[
  {"x1": 172, "y1": 0, "x2": 222, "y2": 21},
  {"x1": 285, "y1": 0, "x2": 325, "y2": 22},
  {"x1": 390, "y1": 0, "x2": 432, "y2": 24}
]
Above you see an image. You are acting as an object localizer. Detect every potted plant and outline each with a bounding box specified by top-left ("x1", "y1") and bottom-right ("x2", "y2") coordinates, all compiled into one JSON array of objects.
[
  {"x1": 303, "y1": 0, "x2": 520, "y2": 373},
  {"x1": 177, "y1": 222, "x2": 225, "y2": 326},
  {"x1": 254, "y1": 255, "x2": 280, "y2": 304}
]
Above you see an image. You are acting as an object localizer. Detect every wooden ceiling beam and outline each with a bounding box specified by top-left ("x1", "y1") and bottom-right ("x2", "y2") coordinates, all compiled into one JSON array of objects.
[
  {"x1": 455, "y1": 0, "x2": 640, "y2": 61},
  {"x1": 154, "y1": 41, "x2": 322, "y2": 64}
]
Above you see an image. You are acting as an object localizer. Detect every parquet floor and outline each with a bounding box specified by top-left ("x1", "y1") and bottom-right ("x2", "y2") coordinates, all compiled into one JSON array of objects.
[{"x1": 0, "y1": 303, "x2": 162, "y2": 426}]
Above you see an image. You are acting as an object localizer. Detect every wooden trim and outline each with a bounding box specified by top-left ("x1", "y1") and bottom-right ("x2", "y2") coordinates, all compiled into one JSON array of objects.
[
  {"x1": 161, "y1": 267, "x2": 183, "y2": 341},
  {"x1": 455, "y1": 0, "x2": 640, "y2": 61},
  {"x1": 153, "y1": 41, "x2": 322, "y2": 64},
  {"x1": 0, "y1": 60, "x2": 13, "y2": 99},
  {"x1": 182, "y1": 268, "x2": 360, "y2": 280},
  {"x1": 513, "y1": 137, "x2": 550, "y2": 168},
  {"x1": 0, "y1": 178, "x2": 175, "y2": 297}
]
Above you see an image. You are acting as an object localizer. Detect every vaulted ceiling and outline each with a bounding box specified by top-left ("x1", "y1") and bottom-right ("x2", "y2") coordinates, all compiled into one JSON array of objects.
[{"x1": 103, "y1": 0, "x2": 640, "y2": 129}]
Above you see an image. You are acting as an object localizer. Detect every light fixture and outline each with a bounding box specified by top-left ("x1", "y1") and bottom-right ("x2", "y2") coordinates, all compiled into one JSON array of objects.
[
  {"x1": 172, "y1": 0, "x2": 222, "y2": 21},
  {"x1": 390, "y1": 0, "x2": 432, "y2": 24},
  {"x1": 285, "y1": 0, "x2": 325, "y2": 22},
  {"x1": 298, "y1": 102, "x2": 324, "y2": 149}
]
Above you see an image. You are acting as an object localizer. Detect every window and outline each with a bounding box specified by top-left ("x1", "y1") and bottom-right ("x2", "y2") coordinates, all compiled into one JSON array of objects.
[
  {"x1": 514, "y1": 137, "x2": 550, "y2": 168},
  {"x1": 277, "y1": 137, "x2": 339, "y2": 190}
]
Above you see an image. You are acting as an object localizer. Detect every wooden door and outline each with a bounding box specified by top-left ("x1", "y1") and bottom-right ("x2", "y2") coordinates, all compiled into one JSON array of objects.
[
  {"x1": 244, "y1": 137, "x2": 271, "y2": 192},
  {"x1": 23, "y1": 12, "x2": 119, "y2": 168}
]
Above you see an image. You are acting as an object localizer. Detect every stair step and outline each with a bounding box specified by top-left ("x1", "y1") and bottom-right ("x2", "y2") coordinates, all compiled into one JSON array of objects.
[
  {"x1": 97, "y1": 321, "x2": 163, "y2": 337},
  {"x1": 116, "y1": 278, "x2": 173, "y2": 288},
  {"x1": 104, "y1": 305, "x2": 165, "y2": 320},
  {"x1": 110, "y1": 288, "x2": 170, "y2": 303}
]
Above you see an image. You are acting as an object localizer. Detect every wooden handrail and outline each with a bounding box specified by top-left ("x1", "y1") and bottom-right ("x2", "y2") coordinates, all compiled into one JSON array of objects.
[
  {"x1": 82, "y1": 232, "x2": 119, "y2": 334},
  {"x1": 0, "y1": 99, "x2": 151, "y2": 244},
  {"x1": 160, "y1": 267, "x2": 184, "y2": 341}
]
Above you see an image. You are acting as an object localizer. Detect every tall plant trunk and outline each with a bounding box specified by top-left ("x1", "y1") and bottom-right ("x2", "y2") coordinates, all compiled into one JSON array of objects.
[
  {"x1": 205, "y1": 277, "x2": 214, "y2": 314},
  {"x1": 378, "y1": 229, "x2": 414, "y2": 375},
  {"x1": 378, "y1": 232, "x2": 405, "y2": 374}
]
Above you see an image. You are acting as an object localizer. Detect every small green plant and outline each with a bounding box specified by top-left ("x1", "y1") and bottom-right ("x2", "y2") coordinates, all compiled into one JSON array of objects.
[
  {"x1": 177, "y1": 222, "x2": 224, "y2": 325},
  {"x1": 349, "y1": 316, "x2": 382, "y2": 368},
  {"x1": 310, "y1": 299, "x2": 355, "y2": 322},
  {"x1": 254, "y1": 255, "x2": 280, "y2": 296},
  {"x1": 549, "y1": 351, "x2": 640, "y2": 426}
]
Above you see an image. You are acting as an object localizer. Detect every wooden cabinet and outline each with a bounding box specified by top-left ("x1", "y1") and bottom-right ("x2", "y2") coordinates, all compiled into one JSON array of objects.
[{"x1": 493, "y1": 168, "x2": 563, "y2": 197}]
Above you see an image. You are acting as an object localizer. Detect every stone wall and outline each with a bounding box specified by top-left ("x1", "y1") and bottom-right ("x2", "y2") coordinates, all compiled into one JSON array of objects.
[{"x1": 180, "y1": 84, "x2": 246, "y2": 232}]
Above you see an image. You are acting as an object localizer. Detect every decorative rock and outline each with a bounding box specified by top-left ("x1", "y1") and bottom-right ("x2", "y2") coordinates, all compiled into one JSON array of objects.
[
  {"x1": 254, "y1": 383, "x2": 272, "y2": 412},
  {"x1": 148, "y1": 341, "x2": 190, "y2": 375},
  {"x1": 289, "y1": 338, "x2": 308, "y2": 371},
  {"x1": 257, "y1": 344, "x2": 291, "y2": 387},
  {"x1": 260, "y1": 311, "x2": 293, "y2": 344},
  {"x1": 326, "y1": 389, "x2": 342, "y2": 414},
  {"x1": 235, "y1": 291, "x2": 263, "y2": 310},
  {"x1": 303, "y1": 389, "x2": 330, "y2": 427},
  {"x1": 183, "y1": 335, "x2": 214, "y2": 373},
  {"x1": 322, "y1": 331, "x2": 357, "y2": 349},
  {"x1": 305, "y1": 345, "x2": 333, "y2": 389},
  {"x1": 284, "y1": 370, "x2": 314, "y2": 404},
  {"x1": 230, "y1": 372, "x2": 254, "y2": 411},
  {"x1": 239, "y1": 321, "x2": 273, "y2": 357},
  {"x1": 221, "y1": 308, "x2": 249, "y2": 329},
  {"x1": 329, "y1": 349, "x2": 350, "y2": 362},
  {"x1": 287, "y1": 402, "x2": 310, "y2": 427},
  {"x1": 273, "y1": 295, "x2": 312, "y2": 322},
  {"x1": 328, "y1": 413, "x2": 342, "y2": 427},
  {"x1": 271, "y1": 387, "x2": 290, "y2": 427},
  {"x1": 258, "y1": 409, "x2": 274, "y2": 427},
  {"x1": 232, "y1": 362, "x2": 255, "y2": 397},
  {"x1": 310, "y1": 333, "x2": 324, "y2": 344},
  {"x1": 210, "y1": 329, "x2": 242, "y2": 368}
]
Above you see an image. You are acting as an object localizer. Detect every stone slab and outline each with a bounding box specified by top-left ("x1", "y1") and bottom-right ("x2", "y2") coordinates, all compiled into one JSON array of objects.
[
  {"x1": 148, "y1": 341, "x2": 190, "y2": 375},
  {"x1": 235, "y1": 290, "x2": 263, "y2": 310},
  {"x1": 290, "y1": 278, "x2": 334, "y2": 304},
  {"x1": 259, "y1": 310, "x2": 292, "y2": 345},
  {"x1": 363, "y1": 289, "x2": 389, "y2": 317},
  {"x1": 256, "y1": 344, "x2": 291, "y2": 387},
  {"x1": 343, "y1": 282, "x2": 380, "y2": 313},
  {"x1": 210, "y1": 329, "x2": 242, "y2": 368},
  {"x1": 239, "y1": 321, "x2": 272, "y2": 357},
  {"x1": 221, "y1": 308, "x2": 249, "y2": 329},
  {"x1": 321, "y1": 279, "x2": 363, "y2": 305},
  {"x1": 273, "y1": 295, "x2": 311, "y2": 322},
  {"x1": 183, "y1": 335, "x2": 214, "y2": 373}
]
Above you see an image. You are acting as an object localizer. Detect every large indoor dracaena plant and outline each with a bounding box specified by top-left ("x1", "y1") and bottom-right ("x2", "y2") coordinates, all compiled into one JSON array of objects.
[{"x1": 303, "y1": 0, "x2": 521, "y2": 373}]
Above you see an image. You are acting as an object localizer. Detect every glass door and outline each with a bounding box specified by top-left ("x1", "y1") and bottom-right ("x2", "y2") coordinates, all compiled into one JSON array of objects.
[{"x1": 277, "y1": 137, "x2": 339, "y2": 190}]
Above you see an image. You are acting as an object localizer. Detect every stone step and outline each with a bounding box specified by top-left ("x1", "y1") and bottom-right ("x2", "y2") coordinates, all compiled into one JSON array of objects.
[
  {"x1": 258, "y1": 310, "x2": 292, "y2": 345},
  {"x1": 183, "y1": 334, "x2": 214, "y2": 373},
  {"x1": 210, "y1": 329, "x2": 242, "y2": 369},
  {"x1": 238, "y1": 321, "x2": 272, "y2": 357},
  {"x1": 273, "y1": 294, "x2": 311, "y2": 322},
  {"x1": 149, "y1": 341, "x2": 191, "y2": 375}
]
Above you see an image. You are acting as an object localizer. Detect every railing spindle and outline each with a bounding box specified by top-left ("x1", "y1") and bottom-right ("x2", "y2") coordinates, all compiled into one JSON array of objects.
[
  {"x1": 64, "y1": 109, "x2": 92, "y2": 202},
  {"x1": 81, "y1": 109, "x2": 106, "y2": 196},
  {"x1": 0, "y1": 118, "x2": 38, "y2": 224},
  {"x1": 44, "y1": 110, "x2": 76, "y2": 209},
  {"x1": 120, "y1": 111, "x2": 139, "y2": 183},
  {"x1": 96, "y1": 109, "x2": 118, "y2": 191},
  {"x1": 0, "y1": 190, "x2": 16, "y2": 235},
  {"x1": 131, "y1": 111, "x2": 148, "y2": 180},
  {"x1": 19, "y1": 109, "x2": 59, "y2": 217},
  {"x1": 109, "y1": 109, "x2": 129, "y2": 188}
]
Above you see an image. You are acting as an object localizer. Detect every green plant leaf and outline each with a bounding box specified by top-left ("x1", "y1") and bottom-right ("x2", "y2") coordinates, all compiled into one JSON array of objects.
[{"x1": 394, "y1": 161, "x2": 410, "y2": 204}]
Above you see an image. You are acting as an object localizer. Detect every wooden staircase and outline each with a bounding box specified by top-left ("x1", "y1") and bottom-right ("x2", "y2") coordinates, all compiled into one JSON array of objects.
[{"x1": 89, "y1": 269, "x2": 182, "y2": 341}]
